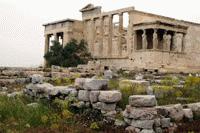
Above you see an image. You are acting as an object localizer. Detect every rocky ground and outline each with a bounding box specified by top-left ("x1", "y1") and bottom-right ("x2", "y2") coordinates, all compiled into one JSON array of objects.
[{"x1": 1, "y1": 66, "x2": 200, "y2": 132}]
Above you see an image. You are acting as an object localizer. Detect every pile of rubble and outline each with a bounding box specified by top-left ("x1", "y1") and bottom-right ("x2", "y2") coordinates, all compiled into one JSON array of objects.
[
  {"x1": 123, "y1": 95, "x2": 177, "y2": 133},
  {"x1": 24, "y1": 75, "x2": 122, "y2": 117},
  {"x1": 75, "y1": 78, "x2": 122, "y2": 117}
]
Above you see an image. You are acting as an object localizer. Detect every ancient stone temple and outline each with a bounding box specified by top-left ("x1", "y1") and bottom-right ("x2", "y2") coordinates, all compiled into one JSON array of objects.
[{"x1": 43, "y1": 4, "x2": 200, "y2": 72}]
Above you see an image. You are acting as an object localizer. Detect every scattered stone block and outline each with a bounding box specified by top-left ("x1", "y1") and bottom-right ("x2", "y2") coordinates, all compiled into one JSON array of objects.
[
  {"x1": 156, "y1": 104, "x2": 184, "y2": 122},
  {"x1": 78, "y1": 90, "x2": 90, "y2": 101},
  {"x1": 160, "y1": 118, "x2": 170, "y2": 128},
  {"x1": 129, "y1": 95, "x2": 157, "y2": 107},
  {"x1": 101, "y1": 102, "x2": 116, "y2": 111},
  {"x1": 185, "y1": 102, "x2": 200, "y2": 117},
  {"x1": 89, "y1": 91, "x2": 100, "y2": 103},
  {"x1": 75, "y1": 78, "x2": 86, "y2": 88},
  {"x1": 123, "y1": 106, "x2": 157, "y2": 120},
  {"x1": 31, "y1": 74, "x2": 44, "y2": 84},
  {"x1": 98, "y1": 90, "x2": 122, "y2": 103},
  {"x1": 183, "y1": 108, "x2": 193, "y2": 121},
  {"x1": 83, "y1": 78, "x2": 108, "y2": 90},
  {"x1": 131, "y1": 119, "x2": 154, "y2": 129}
]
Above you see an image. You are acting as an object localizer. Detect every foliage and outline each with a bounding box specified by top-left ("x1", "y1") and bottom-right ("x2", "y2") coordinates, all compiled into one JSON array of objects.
[
  {"x1": 181, "y1": 76, "x2": 200, "y2": 103},
  {"x1": 117, "y1": 80, "x2": 146, "y2": 109},
  {"x1": 160, "y1": 76, "x2": 179, "y2": 86},
  {"x1": 44, "y1": 39, "x2": 91, "y2": 67},
  {"x1": 0, "y1": 95, "x2": 51, "y2": 132},
  {"x1": 108, "y1": 79, "x2": 119, "y2": 89},
  {"x1": 49, "y1": 77, "x2": 74, "y2": 86},
  {"x1": 90, "y1": 122, "x2": 99, "y2": 130}
]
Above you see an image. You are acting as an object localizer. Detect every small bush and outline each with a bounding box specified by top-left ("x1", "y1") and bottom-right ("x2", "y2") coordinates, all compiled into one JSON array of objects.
[
  {"x1": 50, "y1": 77, "x2": 73, "y2": 86},
  {"x1": 160, "y1": 76, "x2": 179, "y2": 86},
  {"x1": 90, "y1": 122, "x2": 99, "y2": 130},
  {"x1": 108, "y1": 79, "x2": 119, "y2": 90},
  {"x1": 117, "y1": 80, "x2": 146, "y2": 109}
]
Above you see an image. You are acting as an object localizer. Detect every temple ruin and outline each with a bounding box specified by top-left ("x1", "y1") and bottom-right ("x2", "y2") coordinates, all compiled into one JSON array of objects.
[{"x1": 43, "y1": 4, "x2": 200, "y2": 72}]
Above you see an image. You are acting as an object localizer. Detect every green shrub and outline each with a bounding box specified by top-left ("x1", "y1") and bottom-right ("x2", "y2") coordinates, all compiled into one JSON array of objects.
[
  {"x1": 160, "y1": 76, "x2": 179, "y2": 86},
  {"x1": 90, "y1": 122, "x2": 99, "y2": 130},
  {"x1": 44, "y1": 39, "x2": 91, "y2": 67},
  {"x1": 117, "y1": 80, "x2": 146, "y2": 109},
  {"x1": 108, "y1": 79, "x2": 119, "y2": 90}
]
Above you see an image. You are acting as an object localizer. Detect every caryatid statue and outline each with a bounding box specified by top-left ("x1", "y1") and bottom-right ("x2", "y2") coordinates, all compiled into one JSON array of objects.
[
  {"x1": 153, "y1": 29, "x2": 158, "y2": 49},
  {"x1": 166, "y1": 34, "x2": 172, "y2": 51},
  {"x1": 142, "y1": 30, "x2": 147, "y2": 49}
]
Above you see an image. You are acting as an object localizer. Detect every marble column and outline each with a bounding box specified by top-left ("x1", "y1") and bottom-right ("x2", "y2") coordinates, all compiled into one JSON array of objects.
[
  {"x1": 118, "y1": 13, "x2": 123, "y2": 56},
  {"x1": 108, "y1": 15, "x2": 113, "y2": 56},
  {"x1": 127, "y1": 22, "x2": 133, "y2": 54},
  {"x1": 91, "y1": 18, "x2": 95, "y2": 55},
  {"x1": 142, "y1": 29, "x2": 147, "y2": 49},
  {"x1": 99, "y1": 17, "x2": 104, "y2": 57},
  {"x1": 44, "y1": 34, "x2": 49, "y2": 67},
  {"x1": 166, "y1": 34, "x2": 171, "y2": 51},
  {"x1": 153, "y1": 29, "x2": 158, "y2": 49},
  {"x1": 132, "y1": 30, "x2": 136, "y2": 53},
  {"x1": 163, "y1": 31, "x2": 167, "y2": 50}
]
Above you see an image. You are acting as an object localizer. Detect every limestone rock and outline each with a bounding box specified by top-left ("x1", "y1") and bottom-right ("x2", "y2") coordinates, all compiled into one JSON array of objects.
[
  {"x1": 160, "y1": 118, "x2": 170, "y2": 128},
  {"x1": 74, "y1": 78, "x2": 86, "y2": 88},
  {"x1": 114, "y1": 119, "x2": 126, "y2": 127},
  {"x1": 7, "y1": 91, "x2": 23, "y2": 98},
  {"x1": 135, "y1": 73, "x2": 144, "y2": 80},
  {"x1": 131, "y1": 119, "x2": 154, "y2": 129},
  {"x1": 154, "y1": 127, "x2": 162, "y2": 133},
  {"x1": 53, "y1": 86, "x2": 78, "y2": 96},
  {"x1": 98, "y1": 91, "x2": 122, "y2": 103},
  {"x1": 83, "y1": 78, "x2": 108, "y2": 90},
  {"x1": 31, "y1": 74, "x2": 44, "y2": 84},
  {"x1": 140, "y1": 129, "x2": 155, "y2": 133},
  {"x1": 183, "y1": 108, "x2": 193, "y2": 121},
  {"x1": 125, "y1": 126, "x2": 138, "y2": 133},
  {"x1": 124, "y1": 117, "x2": 132, "y2": 125},
  {"x1": 92, "y1": 102, "x2": 102, "y2": 110},
  {"x1": 89, "y1": 91, "x2": 100, "y2": 103},
  {"x1": 25, "y1": 83, "x2": 54, "y2": 97},
  {"x1": 101, "y1": 102, "x2": 116, "y2": 111},
  {"x1": 78, "y1": 90, "x2": 90, "y2": 101},
  {"x1": 185, "y1": 102, "x2": 200, "y2": 117},
  {"x1": 156, "y1": 104, "x2": 184, "y2": 122},
  {"x1": 123, "y1": 106, "x2": 157, "y2": 120},
  {"x1": 129, "y1": 95, "x2": 157, "y2": 107},
  {"x1": 27, "y1": 103, "x2": 39, "y2": 108}
]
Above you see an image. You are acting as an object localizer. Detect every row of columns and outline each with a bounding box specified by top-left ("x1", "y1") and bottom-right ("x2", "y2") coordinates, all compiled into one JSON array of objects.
[
  {"x1": 90, "y1": 12, "x2": 126, "y2": 57},
  {"x1": 135, "y1": 29, "x2": 186, "y2": 52}
]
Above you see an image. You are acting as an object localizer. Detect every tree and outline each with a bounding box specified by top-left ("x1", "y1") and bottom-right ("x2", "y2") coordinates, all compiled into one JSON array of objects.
[{"x1": 44, "y1": 39, "x2": 91, "y2": 67}]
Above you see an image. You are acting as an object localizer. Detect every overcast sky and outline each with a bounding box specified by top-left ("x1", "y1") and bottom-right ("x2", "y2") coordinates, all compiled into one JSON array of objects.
[{"x1": 0, "y1": 0, "x2": 200, "y2": 67}]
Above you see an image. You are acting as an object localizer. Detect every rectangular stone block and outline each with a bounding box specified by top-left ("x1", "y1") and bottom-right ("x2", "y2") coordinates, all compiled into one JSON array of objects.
[
  {"x1": 131, "y1": 120, "x2": 154, "y2": 129},
  {"x1": 78, "y1": 90, "x2": 90, "y2": 101},
  {"x1": 129, "y1": 95, "x2": 157, "y2": 107},
  {"x1": 98, "y1": 90, "x2": 122, "y2": 103}
]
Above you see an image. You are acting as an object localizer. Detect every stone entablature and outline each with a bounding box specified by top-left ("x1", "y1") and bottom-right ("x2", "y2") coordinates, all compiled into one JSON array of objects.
[
  {"x1": 132, "y1": 21, "x2": 188, "y2": 53},
  {"x1": 43, "y1": 4, "x2": 200, "y2": 72}
]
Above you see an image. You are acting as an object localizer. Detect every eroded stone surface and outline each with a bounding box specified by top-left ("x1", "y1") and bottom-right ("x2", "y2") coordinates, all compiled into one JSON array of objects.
[
  {"x1": 98, "y1": 90, "x2": 122, "y2": 103},
  {"x1": 129, "y1": 95, "x2": 157, "y2": 107}
]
